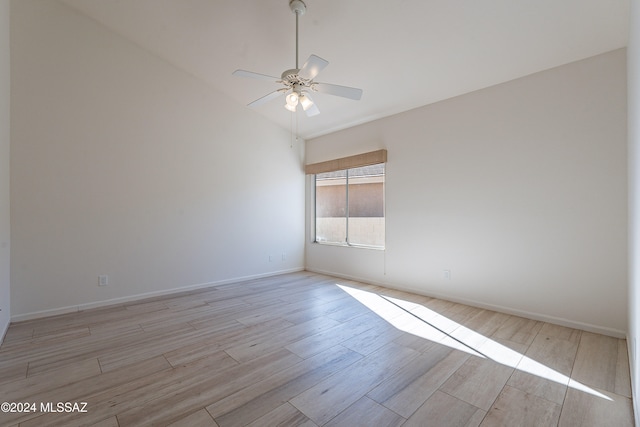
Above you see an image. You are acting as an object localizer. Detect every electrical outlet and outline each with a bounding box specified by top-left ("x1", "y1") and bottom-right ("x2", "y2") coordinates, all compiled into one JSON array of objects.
[
  {"x1": 443, "y1": 270, "x2": 451, "y2": 280},
  {"x1": 98, "y1": 275, "x2": 108, "y2": 286},
  {"x1": 282, "y1": 253, "x2": 286, "y2": 261}
]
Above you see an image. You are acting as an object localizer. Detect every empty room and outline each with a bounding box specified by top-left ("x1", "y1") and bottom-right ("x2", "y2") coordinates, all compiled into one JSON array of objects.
[{"x1": 1, "y1": 0, "x2": 640, "y2": 426}]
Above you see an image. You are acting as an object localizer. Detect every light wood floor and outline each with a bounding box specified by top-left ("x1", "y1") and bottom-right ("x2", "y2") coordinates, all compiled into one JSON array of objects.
[{"x1": 0, "y1": 271, "x2": 634, "y2": 426}]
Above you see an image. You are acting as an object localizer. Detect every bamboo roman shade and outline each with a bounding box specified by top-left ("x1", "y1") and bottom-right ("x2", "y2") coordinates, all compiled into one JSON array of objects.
[{"x1": 305, "y1": 149, "x2": 387, "y2": 175}]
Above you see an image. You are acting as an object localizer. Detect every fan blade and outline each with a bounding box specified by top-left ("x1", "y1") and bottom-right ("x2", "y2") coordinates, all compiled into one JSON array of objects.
[
  {"x1": 300, "y1": 93, "x2": 320, "y2": 117},
  {"x1": 247, "y1": 89, "x2": 285, "y2": 108},
  {"x1": 312, "y1": 82, "x2": 363, "y2": 100},
  {"x1": 233, "y1": 69, "x2": 280, "y2": 82},
  {"x1": 298, "y1": 55, "x2": 329, "y2": 81},
  {"x1": 304, "y1": 103, "x2": 320, "y2": 117}
]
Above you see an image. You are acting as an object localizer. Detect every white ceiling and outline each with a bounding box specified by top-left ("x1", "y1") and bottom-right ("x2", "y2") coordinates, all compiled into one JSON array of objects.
[{"x1": 60, "y1": 0, "x2": 630, "y2": 139}]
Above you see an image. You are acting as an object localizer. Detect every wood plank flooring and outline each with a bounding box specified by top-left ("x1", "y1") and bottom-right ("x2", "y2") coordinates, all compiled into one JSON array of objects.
[{"x1": 0, "y1": 271, "x2": 634, "y2": 426}]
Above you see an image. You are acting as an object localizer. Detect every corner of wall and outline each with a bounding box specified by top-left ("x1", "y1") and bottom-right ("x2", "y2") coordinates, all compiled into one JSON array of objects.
[
  {"x1": 628, "y1": 0, "x2": 640, "y2": 424},
  {"x1": 0, "y1": 0, "x2": 11, "y2": 347}
]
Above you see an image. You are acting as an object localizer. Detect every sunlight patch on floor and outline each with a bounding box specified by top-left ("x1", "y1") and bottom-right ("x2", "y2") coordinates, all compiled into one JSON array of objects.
[{"x1": 337, "y1": 284, "x2": 612, "y2": 401}]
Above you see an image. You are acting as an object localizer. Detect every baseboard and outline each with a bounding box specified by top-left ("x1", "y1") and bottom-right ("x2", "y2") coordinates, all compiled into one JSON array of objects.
[
  {"x1": 11, "y1": 265, "x2": 626, "y2": 338},
  {"x1": 305, "y1": 268, "x2": 627, "y2": 339},
  {"x1": 0, "y1": 319, "x2": 9, "y2": 347},
  {"x1": 628, "y1": 332, "x2": 640, "y2": 427},
  {"x1": 11, "y1": 267, "x2": 304, "y2": 323}
]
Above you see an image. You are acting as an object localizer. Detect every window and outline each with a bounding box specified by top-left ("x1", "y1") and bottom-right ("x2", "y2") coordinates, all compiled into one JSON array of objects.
[
  {"x1": 315, "y1": 164, "x2": 385, "y2": 248},
  {"x1": 306, "y1": 149, "x2": 387, "y2": 248}
]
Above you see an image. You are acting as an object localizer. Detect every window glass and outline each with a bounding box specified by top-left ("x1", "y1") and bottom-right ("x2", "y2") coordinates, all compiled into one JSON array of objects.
[
  {"x1": 315, "y1": 170, "x2": 347, "y2": 244},
  {"x1": 347, "y1": 164, "x2": 385, "y2": 247},
  {"x1": 315, "y1": 164, "x2": 385, "y2": 248}
]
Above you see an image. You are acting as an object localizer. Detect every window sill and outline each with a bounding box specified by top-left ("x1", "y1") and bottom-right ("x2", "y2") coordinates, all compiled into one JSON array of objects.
[{"x1": 312, "y1": 241, "x2": 385, "y2": 251}]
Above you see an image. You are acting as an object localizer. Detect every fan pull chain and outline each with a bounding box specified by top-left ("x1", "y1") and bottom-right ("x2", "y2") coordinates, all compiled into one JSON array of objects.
[
  {"x1": 289, "y1": 113, "x2": 293, "y2": 148},
  {"x1": 289, "y1": 110, "x2": 299, "y2": 148}
]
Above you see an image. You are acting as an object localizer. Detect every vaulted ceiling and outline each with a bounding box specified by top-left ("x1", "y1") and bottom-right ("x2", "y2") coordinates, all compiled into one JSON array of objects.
[{"x1": 60, "y1": 0, "x2": 629, "y2": 139}]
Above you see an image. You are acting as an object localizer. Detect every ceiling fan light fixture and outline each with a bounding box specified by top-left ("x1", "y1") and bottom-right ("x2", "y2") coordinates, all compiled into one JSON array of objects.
[
  {"x1": 285, "y1": 91, "x2": 299, "y2": 107},
  {"x1": 299, "y1": 93, "x2": 313, "y2": 110},
  {"x1": 284, "y1": 103, "x2": 297, "y2": 112}
]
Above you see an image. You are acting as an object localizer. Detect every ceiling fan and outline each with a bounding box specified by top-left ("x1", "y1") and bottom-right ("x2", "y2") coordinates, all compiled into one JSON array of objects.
[{"x1": 232, "y1": 0, "x2": 363, "y2": 117}]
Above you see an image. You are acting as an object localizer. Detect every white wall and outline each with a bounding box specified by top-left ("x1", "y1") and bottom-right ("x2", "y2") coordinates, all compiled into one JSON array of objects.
[
  {"x1": 627, "y1": 0, "x2": 640, "y2": 423},
  {"x1": 0, "y1": 0, "x2": 10, "y2": 340},
  {"x1": 307, "y1": 49, "x2": 628, "y2": 336},
  {"x1": 10, "y1": 0, "x2": 304, "y2": 319}
]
